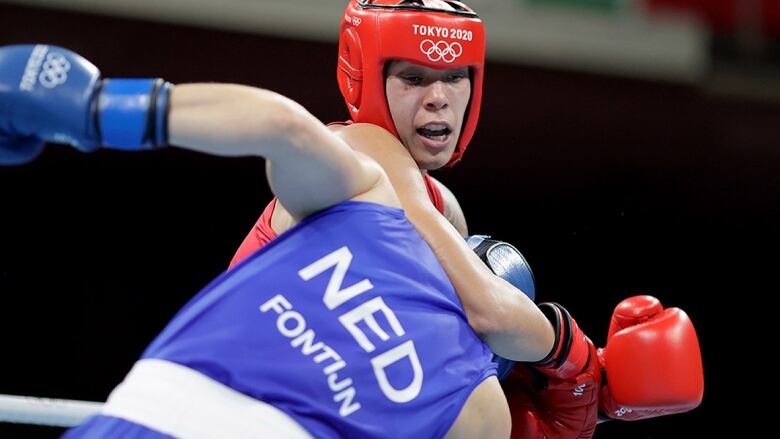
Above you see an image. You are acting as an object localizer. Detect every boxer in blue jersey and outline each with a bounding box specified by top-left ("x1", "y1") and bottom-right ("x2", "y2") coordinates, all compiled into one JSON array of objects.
[
  {"x1": 69, "y1": 202, "x2": 499, "y2": 438},
  {"x1": 0, "y1": 44, "x2": 558, "y2": 438}
]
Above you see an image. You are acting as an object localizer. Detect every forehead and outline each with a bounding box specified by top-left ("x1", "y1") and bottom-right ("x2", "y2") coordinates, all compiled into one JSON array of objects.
[{"x1": 386, "y1": 60, "x2": 469, "y2": 74}]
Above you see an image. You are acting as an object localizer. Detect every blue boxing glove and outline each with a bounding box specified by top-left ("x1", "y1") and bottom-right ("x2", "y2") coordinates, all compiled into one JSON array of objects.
[
  {"x1": 466, "y1": 235, "x2": 535, "y2": 301},
  {"x1": 466, "y1": 235, "x2": 536, "y2": 379},
  {"x1": 0, "y1": 44, "x2": 171, "y2": 165}
]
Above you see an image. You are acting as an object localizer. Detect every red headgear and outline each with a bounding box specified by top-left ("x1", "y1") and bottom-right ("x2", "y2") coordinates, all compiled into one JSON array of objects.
[{"x1": 337, "y1": 0, "x2": 485, "y2": 167}]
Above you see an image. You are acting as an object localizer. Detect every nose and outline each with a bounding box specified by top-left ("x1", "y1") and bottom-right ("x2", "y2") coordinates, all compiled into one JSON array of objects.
[{"x1": 423, "y1": 81, "x2": 448, "y2": 112}]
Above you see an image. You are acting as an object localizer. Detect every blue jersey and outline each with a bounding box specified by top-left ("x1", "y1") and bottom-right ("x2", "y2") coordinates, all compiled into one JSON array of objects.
[{"x1": 74, "y1": 201, "x2": 496, "y2": 438}]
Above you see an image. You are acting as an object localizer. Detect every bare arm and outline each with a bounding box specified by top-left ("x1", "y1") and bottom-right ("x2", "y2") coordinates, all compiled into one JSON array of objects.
[
  {"x1": 335, "y1": 124, "x2": 554, "y2": 362},
  {"x1": 429, "y1": 176, "x2": 469, "y2": 237},
  {"x1": 167, "y1": 83, "x2": 398, "y2": 220}
]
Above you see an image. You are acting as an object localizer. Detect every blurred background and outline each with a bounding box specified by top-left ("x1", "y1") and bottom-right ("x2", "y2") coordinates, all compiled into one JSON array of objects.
[{"x1": 1, "y1": 0, "x2": 776, "y2": 437}]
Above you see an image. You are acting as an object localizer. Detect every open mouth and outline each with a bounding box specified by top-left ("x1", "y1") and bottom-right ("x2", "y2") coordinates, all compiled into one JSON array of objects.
[{"x1": 416, "y1": 123, "x2": 452, "y2": 141}]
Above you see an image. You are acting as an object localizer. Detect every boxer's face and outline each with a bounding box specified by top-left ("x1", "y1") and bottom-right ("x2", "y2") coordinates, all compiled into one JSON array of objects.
[{"x1": 385, "y1": 60, "x2": 471, "y2": 170}]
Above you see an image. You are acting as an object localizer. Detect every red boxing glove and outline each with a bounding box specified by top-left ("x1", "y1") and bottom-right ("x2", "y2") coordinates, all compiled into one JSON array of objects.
[
  {"x1": 597, "y1": 295, "x2": 704, "y2": 421},
  {"x1": 507, "y1": 303, "x2": 601, "y2": 439}
]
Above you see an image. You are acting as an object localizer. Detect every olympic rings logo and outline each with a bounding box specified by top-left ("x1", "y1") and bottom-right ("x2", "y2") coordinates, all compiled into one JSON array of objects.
[
  {"x1": 419, "y1": 40, "x2": 463, "y2": 63},
  {"x1": 39, "y1": 52, "x2": 71, "y2": 89}
]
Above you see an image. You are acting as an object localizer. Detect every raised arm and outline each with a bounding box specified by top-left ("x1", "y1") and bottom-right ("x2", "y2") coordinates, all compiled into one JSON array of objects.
[
  {"x1": 0, "y1": 45, "x2": 396, "y2": 219},
  {"x1": 334, "y1": 123, "x2": 555, "y2": 362},
  {"x1": 167, "y1": 84, "x2": 395, "y2": 219}
]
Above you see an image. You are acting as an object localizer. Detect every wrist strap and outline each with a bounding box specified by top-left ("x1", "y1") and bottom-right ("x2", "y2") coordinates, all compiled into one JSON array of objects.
[
  {"x1": 532, "y1": 302, "x2": 572, "y2": 369},
  {"x1": 99, "y1": 78, "x2": 171, "y2": 150}
]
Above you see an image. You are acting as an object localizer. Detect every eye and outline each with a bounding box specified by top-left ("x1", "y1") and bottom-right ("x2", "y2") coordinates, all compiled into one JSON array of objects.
[
  {"x1": 401, "y1": 75, "x2": 423, "y2": 85},
  {"x1": 446, "y1": 73, "x2": 466, "y2": 83}
]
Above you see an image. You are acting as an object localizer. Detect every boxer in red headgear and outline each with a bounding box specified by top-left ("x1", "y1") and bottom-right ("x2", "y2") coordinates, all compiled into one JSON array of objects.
[
  {"x1": 229, "y1": 0, "x2": 485, "y2": 267},
  {"x1": 336, "y1": 0, "x2": 484, "y2": 168}
]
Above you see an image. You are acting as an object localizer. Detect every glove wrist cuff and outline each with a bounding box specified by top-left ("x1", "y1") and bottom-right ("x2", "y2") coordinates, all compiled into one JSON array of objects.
[
  {"x1": 98, "y1": 78, "x2": 172, "y2": 150},
  {"x1": 532, "y1": 302, "x2": 571, "y2": 369},
  {"x1": 533, "y1": 302, "x2": 593, "y2": 380}
]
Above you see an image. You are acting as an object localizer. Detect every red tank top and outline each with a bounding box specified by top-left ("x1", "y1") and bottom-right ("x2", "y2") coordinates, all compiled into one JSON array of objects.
[{"x1": 229, "y1": 173, "x2": 445, "y2": 267}]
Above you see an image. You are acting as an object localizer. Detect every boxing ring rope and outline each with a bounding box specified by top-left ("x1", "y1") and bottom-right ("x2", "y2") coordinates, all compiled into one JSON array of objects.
[{"x1": 0, "y1": 394, "x2": 102, "y2": 427}]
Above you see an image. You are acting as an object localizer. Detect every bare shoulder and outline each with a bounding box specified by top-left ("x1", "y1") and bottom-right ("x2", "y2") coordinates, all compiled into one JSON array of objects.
[
  {"x1": 333, "y1": 123, "x2": 436, "y2": 203},
  {"x1": 269, "y1": 123, "x2": 400, "y2": 226},
  {"x1": 328, "y1": 124, "x2": 402, "y2": 208},
  {"x1": 428, "y1": 175, "x2": 469, "y2": 237},
  {"x1": 445, "y1": 376, "x2": 510, "y2": 439},
  {"x1": 331, "y1": 123, "x2": 413, "y2": 162}
]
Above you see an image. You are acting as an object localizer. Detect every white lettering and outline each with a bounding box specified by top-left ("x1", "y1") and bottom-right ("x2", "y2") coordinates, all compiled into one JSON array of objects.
[
  {"x1": 370, "y1": 340, "x2": 423, "y2": 403},
  {"x1": 413, "y1": 24, "x2": 472, "y2": 41},
  {"x1": 259, "y1": 294, "x2": 292, "y2": 314},
  {"x1": 323, "y1": 360, "x2": 346, "y2": 375},
  {"x1": 334, "y1": 387, "x2": 361, "y2": 417},
  {"x1": 299, "y1": 246, "x2": 374, "y2": 310},
  {"x1": 313, "y1": 345, "x2": 342, "y2": 364},
  {"x1": 339, "y1": 297, "x2": 406, "y2": 353},
  {"x1": 261, "y1": 294, "x2": 361, "y2": 417},
  {"x1": 290, "y1": 329, "x2": 324, "y2": 356},
  {"x1": 19, "y1": 44, "x2": 48, "y2": 92},
  {"x1": 327, "y1": 374, "x2": 353, "y2": 392},
  {"x1": 277, "y1": 310, "x2": 306, "y2": 337},
  {"x1": 291, "y1": 246, "x2": 423, "y2": 407}
]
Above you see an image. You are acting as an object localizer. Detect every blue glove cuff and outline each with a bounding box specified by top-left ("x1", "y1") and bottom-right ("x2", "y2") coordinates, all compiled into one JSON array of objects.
[{"x1": 99, "y1": 78, "x2": 170, "y2": 150}]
